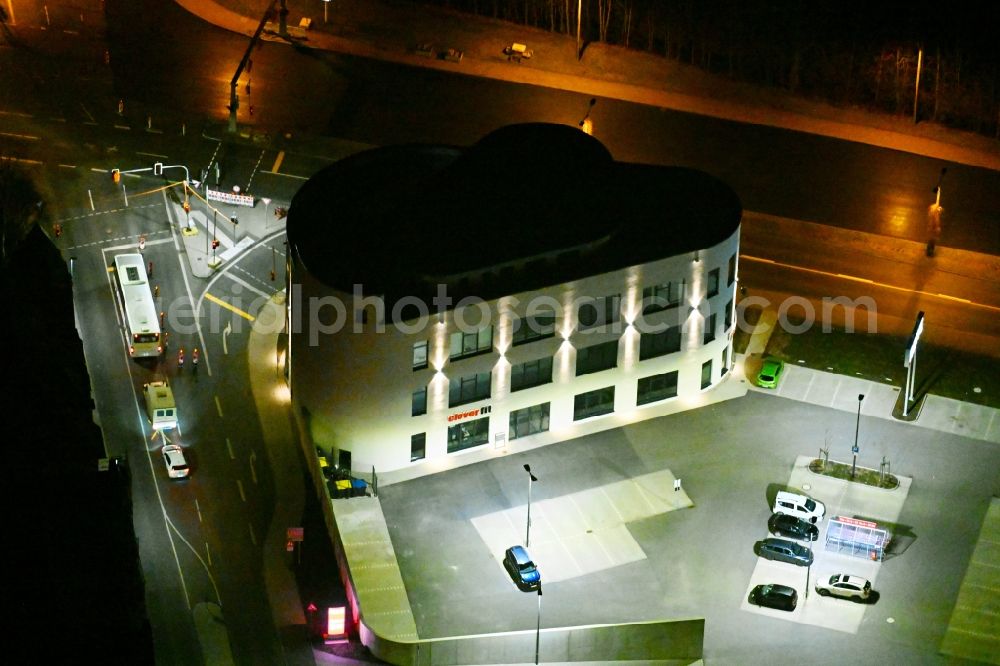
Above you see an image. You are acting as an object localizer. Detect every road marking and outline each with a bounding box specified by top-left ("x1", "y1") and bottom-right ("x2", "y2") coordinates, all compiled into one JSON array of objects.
[
  {"x1": 270, "y1": 150, "x2": 285, "y2": 173},
  {"x1": 3, "y1": 157, "x2": 42, "y2": 165},
  {"x1": 226, "y1": 437, "x2": 235, "y2": 460},
  {"x1": 195, "y1": 499, "x2": 203, "y2": 523},
  {"x1": 0, "y1": 131, "x2": 39, "y2": 140},
  {"x1": 80, "y1": 103, "x2": 95, "y2": 123},
  {"x1": 205, "y1": 291, "x2": 256, "y2": 321},
  {"x1": 137, "y1": 151, "x2": 169, "y2": 159},
  {"x1": 0, "y1": 109, "x2": 31, "y2": 118},
  {"x1": 262, "y1": 170, "x2": 308, "y2": 180},
  {"x1": 237, "y1": 479, "x2": 246, "y2": 502},
  {"x1": 223, "y1": 321, "x2": 232, "y2": 354},
  {"x1": 214, "y1": 395, "x2": 224, "y2": 417},
  {"x1": 63, "y1": 29, "x2": 79, "y2": 35},
  {"x1": 58, "y1": 163, "x2": 76, "y2": 169},
  {"x1": 741, "y1": 254, "x2": 1000, "y2": 313},
  {"x1": 250, "y1": 451, "x2": 257, "y2": 484},
  {"x1": 249, "y1": 523, "x2": 257, "y2": 545},
  {"x1": 206, "y1": 542, "x2": 212, "y2": 567},
  {"x1": 224, "y1": 272, "x2": 270, "y2": 299},
  {"x1": 113, "y1": 125, "x2": 131, "y2": 130}
]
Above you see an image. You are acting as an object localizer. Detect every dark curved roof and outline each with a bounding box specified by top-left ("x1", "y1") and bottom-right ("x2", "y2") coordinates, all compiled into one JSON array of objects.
[{"x1": 287, "y1": 123, "x2": 741, "y2": 302}]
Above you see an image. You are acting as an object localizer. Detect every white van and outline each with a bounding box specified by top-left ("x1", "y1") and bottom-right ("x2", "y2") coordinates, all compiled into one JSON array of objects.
[{"x1": 773, "y1": 491, "x2": 825, "y2": 524}]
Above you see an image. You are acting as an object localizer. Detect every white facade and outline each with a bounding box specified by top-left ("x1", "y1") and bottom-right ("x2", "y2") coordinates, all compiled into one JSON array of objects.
[{"x1": 289, "y1": 229, "x2": 740, "y2": 483}]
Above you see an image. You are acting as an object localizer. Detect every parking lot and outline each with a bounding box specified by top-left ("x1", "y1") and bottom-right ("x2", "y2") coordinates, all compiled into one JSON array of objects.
[{"x1": 378, "y1": 391, "x2": 999, "y2": 663}]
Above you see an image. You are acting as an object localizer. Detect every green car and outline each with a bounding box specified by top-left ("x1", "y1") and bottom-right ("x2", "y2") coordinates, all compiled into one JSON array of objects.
[{"x1": 757, "y1": 357, "x2": 784, "y2": 388}]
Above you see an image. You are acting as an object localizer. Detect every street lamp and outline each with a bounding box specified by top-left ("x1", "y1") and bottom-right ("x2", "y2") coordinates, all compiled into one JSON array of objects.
[
  {"x1": 851, "y1": 394, "x2": 864, "y2": 479},
  {"x1": 534, "y1": 584, "x2": 542, "y2": 666},
  {"x1": 524, "y1": 464, "x2": 538, "y2": 547},
  {"x1": 578, "y1": 98, "x2": 596, "y2": 135}
]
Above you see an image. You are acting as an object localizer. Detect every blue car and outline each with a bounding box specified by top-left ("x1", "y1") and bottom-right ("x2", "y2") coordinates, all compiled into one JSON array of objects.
[{"x1": 503, "y1": 545, "x2": 541, "y2": 591}]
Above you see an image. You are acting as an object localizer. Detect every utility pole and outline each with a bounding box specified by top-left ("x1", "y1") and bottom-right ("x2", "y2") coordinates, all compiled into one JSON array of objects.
[{"x1": 229, "y1": 1, "x2": 278, "y2": 133}]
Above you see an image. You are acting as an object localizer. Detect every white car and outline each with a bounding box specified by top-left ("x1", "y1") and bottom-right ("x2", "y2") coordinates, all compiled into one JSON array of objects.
[
  {"x1": 815, "y1": 574, "x2": 871, "y2": 601},
  {"x1": 773, "y1": 490, "x2": 825, "y2": 524},
  {"x1": 162, "y1": 445, "x2": 190, "y2": 479}
]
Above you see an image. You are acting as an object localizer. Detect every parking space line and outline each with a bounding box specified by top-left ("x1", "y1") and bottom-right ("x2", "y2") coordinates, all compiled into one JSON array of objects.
[{"x1": 270, "y1": 150, "x2": 285, "y2": 173}]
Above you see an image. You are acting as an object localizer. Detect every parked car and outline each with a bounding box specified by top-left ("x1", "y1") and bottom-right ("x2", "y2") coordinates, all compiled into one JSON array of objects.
[
  {"x1": 757, "y1": 537, "x2": 814, "y2": 566},
  {"x1": 748, "y1": 583, "x2": 797, "y2": 611},
  {"x1": 773, "y1": 490, "x2": 826, "y2": 524},
  {"x1": 503, "y1": 545, "x2": 541, "y2": 591},
  {"x1": 768, "y1": 513, "x2": 819, "y2": 541},
  {"x1": 162, "y1": 444, "x2": 189, "y2": 479},
  {"x1": 756, "y1": 357, "x2": 784, "y2": 388},
  {"x1": 815, "y1": 574, "x2": 871, "y2": 601}
]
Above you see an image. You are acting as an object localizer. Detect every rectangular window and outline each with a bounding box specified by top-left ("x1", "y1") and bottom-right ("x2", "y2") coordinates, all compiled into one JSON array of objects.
[
  {"x1": 637, "y1": 371, "x2": 679, "y2": 405},
  {"x1": 449, "y1": 372, "x2": 491, "y2": 407},
  {"x1": 449, "y1": 326, "x2": 493, "y2": 360},
  {"x1": 707, "y1": 268, "x2": 720, "y2": 298},
  {"x1": 510, "y1": 356, "x2": 553, "y2": 392},
  {"x1": 411, "y1": 387, "x2": 427, "y2": 416},
  {"x1": 704, "y1": 313, "x2": 717, "y2": 344},
  {"x1": 575, "y1": 340, "x2": 618, "y2": 376},
  {"x1": 642, "y1": 282, "x2": 683, "y2": 314},
  {"x1": 721, "y1": 348, "x2": 730, "y2": 376},
  {"x1": 412, "y1": 341, "x2": 428, "y2": 370},
  {"x1": 574, "y1": 386, "x2": 615, "y2": 420},
  {"x1": 512, "y1": 315, "x2": 556, "y2": 346},
  {"x1": 724, "y1": 298, "x2": 733, "y2": 330},
  {"x1": 447, "y1": 416, "x2": 490, "y2": 453},
  {"x1": 701, "y1": 359, "x2": 713, "y2": 389},
  {"x1": 410, "y1": 433, "x2": 426, "y2": 462},
  {"x1": 639, "y1": 327, "x2": 681, "y2": 360},
  {"x1": 578, "y1": 294, "x2": 620, "y2": 330},
  {"x1": 727, "y1": 253, "x2": 737, "y2": 286},
  {"x1": 509, "y1": 402, "x2": 550, "y2": 440}
]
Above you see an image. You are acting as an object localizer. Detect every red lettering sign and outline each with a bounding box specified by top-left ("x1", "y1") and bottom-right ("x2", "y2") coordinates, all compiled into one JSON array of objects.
[
  {"x1": 447, "y1": 409, "x2": 480, "y2": 422},
  {"x1": 835, "y1": 516, "x2": 877, "y2": 528}
]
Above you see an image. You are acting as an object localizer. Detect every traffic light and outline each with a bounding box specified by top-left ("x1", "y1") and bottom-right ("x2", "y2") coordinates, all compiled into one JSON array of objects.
[
  {"x1": 230, "y1": 215, "x2": 238, "y2": 226},
  {"x1": 154, "y1": 162, "x2": 163, "y2": 176},
  {"x1": 211, "y1": 239, "x2": 220, "y2": 250},
  {"x1": 182, "y1": 201, "x2": 191, "y2": 213},
  {"x1": 112, "y1": 168, "x2": 121, "y2": 184}
]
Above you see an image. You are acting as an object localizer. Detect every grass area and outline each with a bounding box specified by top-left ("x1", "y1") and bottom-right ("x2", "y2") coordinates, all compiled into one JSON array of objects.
[
  {"x1": 808, "y1": 458, "x2": 899, "y2": 490},
  {"x1": 762, "y1": 313, "x2": 1000, "y2": 409}
]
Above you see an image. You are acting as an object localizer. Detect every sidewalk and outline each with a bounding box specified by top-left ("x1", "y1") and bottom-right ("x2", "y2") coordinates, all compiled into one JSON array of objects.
[{"x1": 175, "y1": 0, "x2": 1000, "y2": 172}]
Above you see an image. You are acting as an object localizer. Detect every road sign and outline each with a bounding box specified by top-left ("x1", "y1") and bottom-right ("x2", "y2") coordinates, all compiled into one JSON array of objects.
[{"x1": 287, "y1": 527, "x2": 304, "y2": 542}]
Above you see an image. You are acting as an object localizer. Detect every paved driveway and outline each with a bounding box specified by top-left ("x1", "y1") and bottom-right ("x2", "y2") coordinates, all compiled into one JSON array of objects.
[{"x1": 378, "y1": 392, "x2": 999, "y2": 664}]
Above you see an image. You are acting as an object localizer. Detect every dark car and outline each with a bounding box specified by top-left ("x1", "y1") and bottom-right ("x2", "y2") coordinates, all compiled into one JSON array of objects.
[
  {"x1": 757, "y1": 537, "x2": 814, "y2": 566},
  {"x1": 749, "y1": 583, "x2": 798, "y2": 611},
  {"x1": 503, "y1": 545, "x2": 541, "y2": 591},
  {"x1": 768, "y1": 513, "x2": 819, "y2": 541}
]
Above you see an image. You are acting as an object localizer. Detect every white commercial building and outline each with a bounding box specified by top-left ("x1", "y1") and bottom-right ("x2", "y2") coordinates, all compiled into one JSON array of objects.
[{"x1": 286, "y1": 124, "x2": 742, "y2": 484}]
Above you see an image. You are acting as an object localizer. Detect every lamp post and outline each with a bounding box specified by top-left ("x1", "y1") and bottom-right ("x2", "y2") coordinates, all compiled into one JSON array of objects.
[
  {"x1": 524, "y1": 464, "x2": 538, "y2": 547},
  {"x1": 261, "y1": 197, "x2": 272, "y2": 233},
  {"x1": 534, "y1": 584, "x2": 542, "y2": 665},
  {"x1": 851, "y1": 394, "x2": 864, "y2": 479}
]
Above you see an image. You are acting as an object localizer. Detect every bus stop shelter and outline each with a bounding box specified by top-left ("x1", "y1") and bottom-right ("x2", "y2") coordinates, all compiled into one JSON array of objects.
[{"x1": 825, "y1": 516, "x2": 890, "y2": 561}]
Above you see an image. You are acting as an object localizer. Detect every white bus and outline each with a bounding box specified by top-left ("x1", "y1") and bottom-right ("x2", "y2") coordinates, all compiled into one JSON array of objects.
[{"x1": 113, "y1": 253, "x2": 162, "y2": 358}]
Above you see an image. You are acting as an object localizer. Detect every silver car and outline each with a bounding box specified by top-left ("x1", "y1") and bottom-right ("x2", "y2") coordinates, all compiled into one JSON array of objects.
[
  {"x1": 815, "y1": 574, "x2": 871, "y2": 600},
  {"x1": 162, "y1": 444, "x2": 190, "y2": 479}
]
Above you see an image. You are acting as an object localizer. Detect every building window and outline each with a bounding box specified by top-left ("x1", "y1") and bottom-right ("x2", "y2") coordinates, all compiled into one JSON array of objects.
[
  {"x1": 576, "y1": 340, "x2": 618, "y2": 376},
  {"x1": 706, "y1": 268, "x2": 720, "y2": 298},
  {"x1": 578, "y1": 294, "x2": 620, "y2": 330},
  {"x1": 724, "y1": 298, "x2": 733, "y2": 330},
  {"x1": 449, "y1": 327, "x2": 493, "y2": 360},
  {"x1": 412, "y1": 341, "x2": 428, "y2": 370},
  {"x1": 704, "y1": 313, "x2": 717, "y2": 344},
  {"x1": 574, "y1": 386, "x2": 615, "y2": 420},
  {"x1": 639, "y1": 327, "x2": 681, "y2": 360},
  {"x1": 510, "y1": 356, "x2": 553, "y2": 392},
  {"x1": 447, "y1": 416, "x2": 490, "y2": 453},
  {"x1": 410, "y1": 433, "x2": 426, "y2": 462},
  {"x1": 449, "y1": 372, "x2": 491, "y2": 407},
  {"x1": 727, "y1": 253, "x2": 737, "y2": 286},
  {"x1": 412, "y1": 387, "x2": 427, "y2": 416},
  {"x1": 637, "y1": 371, "x2": 679, "y2": 405},
  {"x1": 509, "y1": 403, "x2": 550, "y2": 440},
  {"x1": 721, "y1": 348, "x2": 730, "y2": 376},
  {"x1": 642, "y1": 282, "x2": 683, "y2": 314},
  {"x1": 701, "y1": 359, "x2": 713, "y2": 389},
  {"x1": 512, "y1": 315, "x2": 556, "y2": 346}
]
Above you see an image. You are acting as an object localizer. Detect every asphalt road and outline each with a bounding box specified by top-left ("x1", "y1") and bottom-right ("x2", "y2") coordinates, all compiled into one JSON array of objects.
[
  {"x1": 377, "y1": 392, "x2": 1000, "y2": 663},
  {"x1": 3, "y1": 0, "x2": 999, "y2": 664}
]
